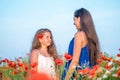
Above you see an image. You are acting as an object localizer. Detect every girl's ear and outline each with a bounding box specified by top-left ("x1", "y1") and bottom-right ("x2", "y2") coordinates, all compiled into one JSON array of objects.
[{"x1": 39, "y1": 38, "x2": 42, "y2": 43}]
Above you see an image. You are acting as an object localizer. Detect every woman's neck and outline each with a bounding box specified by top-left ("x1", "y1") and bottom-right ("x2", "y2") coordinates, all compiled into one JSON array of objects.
[{"x1": 77, "y1": 28, "x2": 82, "y2": 31}]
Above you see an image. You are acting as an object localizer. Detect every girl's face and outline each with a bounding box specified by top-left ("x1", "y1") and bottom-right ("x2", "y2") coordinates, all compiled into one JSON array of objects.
[
  {"x1": 73, "y1": 17, "x2": 81, "y2": 29},
  {"x1": 40, "y1": 31, "x2": 52, "y2": 47}
]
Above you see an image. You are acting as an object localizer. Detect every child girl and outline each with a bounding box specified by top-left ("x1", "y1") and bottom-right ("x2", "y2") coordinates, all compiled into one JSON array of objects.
[{"x1": 29, "y1": 28, "x2": 59, "y2": 80}]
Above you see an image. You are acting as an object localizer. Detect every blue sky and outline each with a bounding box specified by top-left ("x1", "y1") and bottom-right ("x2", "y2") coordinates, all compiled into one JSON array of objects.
[{"x1": 0, "y1": 0, "x2": 120, "y2": 59}]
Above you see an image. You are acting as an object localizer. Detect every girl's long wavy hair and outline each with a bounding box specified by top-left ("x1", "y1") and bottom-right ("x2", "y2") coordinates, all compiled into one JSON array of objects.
[
  {"x1": 30, "y1": 28, "x2": 58, "y2": 60},
  {"x1": 74, "y1": 8, "x2": 100, "y2": 66}
]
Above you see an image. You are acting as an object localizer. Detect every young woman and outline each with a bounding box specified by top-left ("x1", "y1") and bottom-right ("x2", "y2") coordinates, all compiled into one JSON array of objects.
[{"x1": 62, "y1": 8, "x2": 100, "y2": 80}]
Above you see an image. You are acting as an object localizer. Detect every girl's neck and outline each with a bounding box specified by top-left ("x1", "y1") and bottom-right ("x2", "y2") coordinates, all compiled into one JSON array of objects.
[
  {"x1": 38, "y1": 47, "x2": 51, "y2": 57},
  {"x1": 40, "y1": 47, "x2": 47, "y2": 52},
  {"x1": 40, "y1": 45, "x2": 47, "y2": 50}
]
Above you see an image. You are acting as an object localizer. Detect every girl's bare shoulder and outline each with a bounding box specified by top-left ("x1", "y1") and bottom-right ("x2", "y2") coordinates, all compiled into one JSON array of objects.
[{"x1": 31, "y1": 49, "x2": 39, "y2": 56}]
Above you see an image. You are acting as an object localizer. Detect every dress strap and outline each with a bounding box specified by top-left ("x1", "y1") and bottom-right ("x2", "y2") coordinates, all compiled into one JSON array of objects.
[{"x1": 35, "y1": 49, "x2": 41, "y2": 55}]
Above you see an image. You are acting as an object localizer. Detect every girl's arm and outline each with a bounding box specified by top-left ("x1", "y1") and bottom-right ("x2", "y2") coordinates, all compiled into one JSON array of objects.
[
  {"x1": 64, "y1": 32, "x2": 83, "y2": 80},
  {"x1": 30, "y1": 50, "x2": 38, "y2": 71}
]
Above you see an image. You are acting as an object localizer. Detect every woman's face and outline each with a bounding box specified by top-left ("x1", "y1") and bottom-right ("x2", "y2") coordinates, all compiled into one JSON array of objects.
[
  {"x1": 73, "y1": 17, "x2": 81, "y2": 29},
  {"x1": 40, "y1": 31, "x2": 52, "y2": 47}
]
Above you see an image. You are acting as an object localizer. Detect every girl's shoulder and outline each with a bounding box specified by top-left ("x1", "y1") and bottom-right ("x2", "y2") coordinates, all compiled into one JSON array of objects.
[{"x1": 31, "y1": 49, "x2": 39, "y2": 56}]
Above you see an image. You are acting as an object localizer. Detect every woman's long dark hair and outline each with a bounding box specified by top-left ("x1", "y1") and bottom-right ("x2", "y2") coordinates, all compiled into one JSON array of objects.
[{"x1": 74, "y1": 8, "x2": 100, "y2": 66}]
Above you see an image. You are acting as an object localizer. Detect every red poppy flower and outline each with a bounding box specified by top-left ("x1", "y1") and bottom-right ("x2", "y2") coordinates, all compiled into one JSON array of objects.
[
  {"x1": 18, "y1": 62, "x2": 23, "y2": 67},
  {"x1": 107, "y1": 58, "x2": 112, "y2": 62},
  {"x1": 117, "y1": 69, "x2": 120, "y2": 78},
  {"x1": 8, "y1": 61, "x2": 12, "y2": 67},
  {"x1": 64, "y1": 53, "x2": 72, "y2": 61},
  {"x1": 12, "y1": 70, "x2": 18, "y2": 75},
  {"x1": 92, "y1": 65, "x2": 99, "y2": 70},
  {"x1": 27, "y1": 70, "x2": 52, "y2": 80},
  {"x1": 96, "y1": 59, "x2": 102, "y2": 64},
  {"x1": 101, "y1": 56, "x2": 108, "y2": 61},
  {"x1": 55, "y1": 58, "x2": 63, "y2": 66},
  {"x1": 78, "y1": 67, "x2": 90, "y2": 75},
  {"x1": 105, "y1": 64, "x2": 111, "y2": 70},
  {"x1": 22, "y1": 63, "x2": 28, "y2": 71},
  {"x1": 30, "y1": 62, "x2": 38, "y2": 68},
  {"x1": 77, "y1": 70, "x2": 83, "y2": 74},
  {"x1": 117, "y1": 53, "x2": 120, "y2": 57},
  {"x1": 2, "y1": 58, "x2": 9, "y2": 63},
  {"x1": 24, "y1": 65, "x2": 28, "y2": 71},
  {"x1": 0, "y1": 72, "x2": 2, "y2": 77},
  {"x1": 37, "y1": 34, "x2": 43, "y2": 39},
  {"x1": 12, "y1": 62, "x2": 17, "y2": 68},
  {"x1": 88, "y1": 69, "x2": 96, "y2": 78}
]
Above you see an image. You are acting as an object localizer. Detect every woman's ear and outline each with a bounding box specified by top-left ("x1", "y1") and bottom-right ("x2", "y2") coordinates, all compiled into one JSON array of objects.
[
  {"x1": 78, "y1": 17, "x2": 80, "y2": 22},
  {"x1": 78, "y1": 17, "x2": 81, "y2": 28}
]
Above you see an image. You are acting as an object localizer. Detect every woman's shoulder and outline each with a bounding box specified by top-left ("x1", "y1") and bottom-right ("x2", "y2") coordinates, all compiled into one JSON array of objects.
[
  {"x1": 74, "y1": 31, "x2": 85, "y2": 39},
  {"x1": 75, "y1": 31, "x2": 85, "y2": 36},
  {"x1": 75, "y1": 31, "x2": 88, "y2": 47}
]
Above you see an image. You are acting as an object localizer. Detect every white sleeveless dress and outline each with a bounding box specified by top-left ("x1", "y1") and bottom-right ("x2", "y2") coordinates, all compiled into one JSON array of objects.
[{"x1": 36, "y1": 50, "x2": 56, "y2": 79}]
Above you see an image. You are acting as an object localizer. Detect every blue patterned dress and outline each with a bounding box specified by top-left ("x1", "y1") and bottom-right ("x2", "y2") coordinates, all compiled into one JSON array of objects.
[{"x1": 62, "y1": 38, "x2": 91, "y2": 80}]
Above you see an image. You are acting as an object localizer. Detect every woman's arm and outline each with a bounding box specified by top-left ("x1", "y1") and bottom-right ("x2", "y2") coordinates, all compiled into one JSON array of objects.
[{"x1": 64, "y1": 32, "x2": 83, "y2": 80}]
